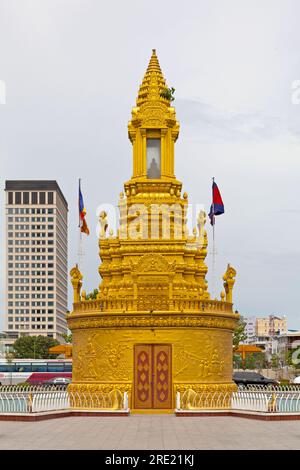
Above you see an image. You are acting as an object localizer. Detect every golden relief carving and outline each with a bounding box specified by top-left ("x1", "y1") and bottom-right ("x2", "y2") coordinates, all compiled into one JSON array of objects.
[
  {"x1": 173, "y1": 333, "x2": 231, "y2": 382},
  {"x1": 137, "y1": 275, "x2": 169, "y2": 284},
  {"x1": 137, "y1": 295, "x2": 169, "y2": 311},
  {"x1": 73, "y1": 332, "x2": 131, "y2": 382},
  {"x1": 134, "y1": 253, "x2": 173, "y2": 273}
]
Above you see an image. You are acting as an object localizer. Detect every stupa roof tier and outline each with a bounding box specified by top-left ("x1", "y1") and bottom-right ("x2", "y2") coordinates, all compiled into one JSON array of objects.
[{"x1": 136, "y1": 49, "x2": 170, "y2": 107}]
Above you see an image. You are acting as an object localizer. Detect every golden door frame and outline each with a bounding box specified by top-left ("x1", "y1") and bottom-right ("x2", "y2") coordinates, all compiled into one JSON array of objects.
[{"x1": 134, "y1": 344, "x2": 172, "y2": 410}]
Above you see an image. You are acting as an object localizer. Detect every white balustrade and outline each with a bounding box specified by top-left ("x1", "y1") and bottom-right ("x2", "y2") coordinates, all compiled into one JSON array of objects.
[{"x1": 0, "y1": 388, "x2": 129, "y2": 414}]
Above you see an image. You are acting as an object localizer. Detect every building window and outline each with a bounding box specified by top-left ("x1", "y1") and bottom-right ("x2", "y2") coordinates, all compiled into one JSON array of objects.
[
  {"x1": 15, "y1": 192, "x2": 22, "y2": 204},
  {"x1": 48, "y1": 192, "x2": 54, "y2": 204},
  {"x1": 23, "y1": 192, "x2": 29, "y2": 204},
  {"x1": 39, "y1": 192, "x2": 46, "y2": 204},
  {"x1": 32, "y1": 192, "x2": 38, "y2": 204},
  {"x1": 147, "y1": 139, "x2": 161, "y2": 179},
  {"x1": 8, "y1": 192, "x2": 13, "y2": 204}
]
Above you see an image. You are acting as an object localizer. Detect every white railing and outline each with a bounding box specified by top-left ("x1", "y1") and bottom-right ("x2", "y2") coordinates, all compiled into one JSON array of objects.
[
  {"x1": 0, "y1": 389, "x2": 129, "y2": 414},
  {"x1": 240, "y1": 384, "x2": 300, "y2": 392},
  {"x1": 176, "y1": 389, "x2": 300, "y2": 414},
  {"x1": 231, "y1": 391, "x2": 269, "y2": 412},
  {"x1": 0, "y1": 385, "x2": 67, "y2": 393},
  {"x1": 31, "y1": 392, "x2": 70, "y2": 412},
  {"x1": 0, "y1": 393, "x2": 30, "y2": 413}
]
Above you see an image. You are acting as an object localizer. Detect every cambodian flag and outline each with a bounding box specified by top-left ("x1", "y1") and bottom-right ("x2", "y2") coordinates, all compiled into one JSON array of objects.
[
  {"x1": 79, "y1": 181, "x2": 89, "y2": 235},
  {"x1": 208, "y1": 181, "x2": 224, "y2": 226}
]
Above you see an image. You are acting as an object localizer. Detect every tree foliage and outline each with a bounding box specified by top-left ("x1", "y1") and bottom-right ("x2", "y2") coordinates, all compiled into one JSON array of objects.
[
  {"x1": 86, "y1": 289, "x2": 99, "y2": 300},
  {"x1": 286, "y1": 348, "x2": 300, "y2": 369},
  {"x1": 12, "y1": 335, "x2": 60, "y2": 359},
  {"x1": 62, "y1": 333, "x2": 72, "y2": 344},
  {"x1": 233, "y1": 316, "x2": 247, "y2": 349},
  {"x1": 233, "y1": 352, "x2": 266, "y2": 370},
  {"x1": 271, "y1": 354, "x2": 280, "y2": 369},
  {"x1": 160, "y1": 87, "x2": 175, "y2": 102}
]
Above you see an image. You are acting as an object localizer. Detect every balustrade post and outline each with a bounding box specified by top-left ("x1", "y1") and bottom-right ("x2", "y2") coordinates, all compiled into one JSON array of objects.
[{"x1": 176, "y1": 391, "x2": 181, "y2": 410}]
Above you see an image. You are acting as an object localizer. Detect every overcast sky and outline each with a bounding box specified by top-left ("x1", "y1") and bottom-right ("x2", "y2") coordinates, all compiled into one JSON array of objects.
[{"x1": 1, "y1": 0, "x2": 300, "y2": 330}]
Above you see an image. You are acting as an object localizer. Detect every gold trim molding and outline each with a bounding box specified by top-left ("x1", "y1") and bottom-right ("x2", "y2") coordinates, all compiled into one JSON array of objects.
[
  {"x1": 68, "y1": 383, "x2": 132, "y2": 394},
  {"x1": 68, "y1": 312, "x2": 238, "y2": 331},
  {"x1": 174, "y1": 382, "x2": 237, "y2": 394}
]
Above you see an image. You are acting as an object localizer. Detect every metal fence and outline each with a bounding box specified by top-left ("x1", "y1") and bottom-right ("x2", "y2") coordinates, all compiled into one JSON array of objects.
[
  {"x1": 2, "y1": 385, "x2": 300, "y2": 415},
  {"x1": 176, "y1": 386, "x2": 300, "y2": 414},
  {"x1": 0, "y1": 387, "x2": 129, "y2": 414},
  {"x1": 0, "y1": 385, "x2": 67, "y2": 393},
  {"x1": 239, "y1": 384, "x2": 300, "y2": 392}
]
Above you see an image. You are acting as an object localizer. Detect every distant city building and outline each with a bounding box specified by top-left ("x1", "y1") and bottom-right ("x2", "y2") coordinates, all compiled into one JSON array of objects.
[
  {"x1": 278, "y1": 331, "x2": 300, "y2": 365},
  {"x1": 4, "y1": 180, "x2": 68, "y2": 341},
  {"x1": 0, "y1": 331, "x2": 18, "y2": 357},
  {"x1": 256, "y1": 315, "x2": 287, "y2": 337},
  {"x1": 243, "y1": 316, "x2": 256, "y2": 344}
]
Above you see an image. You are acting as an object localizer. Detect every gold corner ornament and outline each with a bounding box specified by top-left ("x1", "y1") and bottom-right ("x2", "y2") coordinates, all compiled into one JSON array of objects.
[
  {"x1": 68, "y1": 51, "x2": 239, "y2": 411},
  {"x1": 70, "y1": 264, "x2": 83, "y2": 303},
  {"x1": 223, "y1": 264, "x2": 237, "y2": 304}
]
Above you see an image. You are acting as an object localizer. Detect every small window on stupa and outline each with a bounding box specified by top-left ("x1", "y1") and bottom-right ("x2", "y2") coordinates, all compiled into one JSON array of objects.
[{"x1": 147, "y1": 139, "x2": 161, "y2": 179}]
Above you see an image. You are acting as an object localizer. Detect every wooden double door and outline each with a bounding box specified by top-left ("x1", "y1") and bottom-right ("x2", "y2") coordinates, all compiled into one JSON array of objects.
[{"x1": 134, "y1": 344, "x2": 172, "y2": 409}]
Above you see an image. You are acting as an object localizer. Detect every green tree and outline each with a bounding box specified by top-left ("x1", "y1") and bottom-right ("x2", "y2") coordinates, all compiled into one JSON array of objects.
[
  {"x1": 160, "y1": 87, "x2": 175, "y2": 102},
  {"x1": 5, "y1": 350, "x2": 16, "y2": 385},
  {"x1": 256, "y1": 352, "x2": 266, "y2": 369},
  {"x1": 62, "y1": 333, "x2": 72, "y2": 344},
  {"x1": 233, "y1": 316, "x2": 247, "y2": 349},
  {"x1": 244, "y1": 354, "x2": 256, "y2": 370},
  {"x1": 233, "y1": 353, "x2": 242, "y2": 369},
  {"x1": 287, "y1": 347, "x2": 300, "y2": 369},
  {"x1": 271, "y1": 354, "x2": 279, "y2": 369},
  {"x1": 12, "y1": 335, "x2": 60, "y2": 359},
  {"x1": 86, "y1": 289, "x2": 99, "y2": 300}
]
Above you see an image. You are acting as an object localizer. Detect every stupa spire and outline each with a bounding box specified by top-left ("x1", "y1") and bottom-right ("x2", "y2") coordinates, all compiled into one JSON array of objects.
[{"x1": 136, "y1": 49, "x2": 169, "y2": 107}]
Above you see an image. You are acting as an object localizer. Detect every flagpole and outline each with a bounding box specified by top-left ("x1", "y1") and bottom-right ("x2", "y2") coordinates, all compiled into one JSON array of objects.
[
  {"x1": 78, "y1": 178, "x2": 84, "y2": 271},
  {"x1": 78, "y1": 178, "x2": 81, "y2": 229},
  {"x1": 211, "y1": 176, "x2": 216, "y2": 299}
]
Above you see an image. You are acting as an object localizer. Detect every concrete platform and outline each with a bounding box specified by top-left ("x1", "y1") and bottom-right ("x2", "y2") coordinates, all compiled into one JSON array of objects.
[{"x1": 0, "y1": 414, "x2": 300, "y2": 449}]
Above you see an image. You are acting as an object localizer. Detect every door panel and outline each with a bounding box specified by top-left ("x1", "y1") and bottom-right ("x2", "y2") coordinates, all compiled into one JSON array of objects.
[
  {"x1": 134, "y1": 344, "x2": 172, "y2": 409},
  {"x1": 134, "y1": 344, "x2": 152, "y2": 409},
  {"x1": 153, "y1": 344, "x2": 172, "y2": 409}
]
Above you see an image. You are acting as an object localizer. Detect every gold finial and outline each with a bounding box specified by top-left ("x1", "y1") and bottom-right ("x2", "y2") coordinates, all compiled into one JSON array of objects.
[
  {"x1": 99, "y1": 211, "x2": 108, "y2": 239},
  {"x1": 197, "y1": 210, "x2": 207, "y2": 247},
  {"x1": 70, "y1": 264, "x2": 83, "y2": 303},
  {"x1": 136, "y1": 49, "x2": 168, "y2": 107},
  {"x1": 223, "y1": 263, "x2": 237, "y2": 304}
]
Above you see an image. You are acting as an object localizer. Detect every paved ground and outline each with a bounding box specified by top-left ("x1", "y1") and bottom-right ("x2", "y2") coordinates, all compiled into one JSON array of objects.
[{"x1": 0, "y1": 415, "x2": 300, "y2": 450}]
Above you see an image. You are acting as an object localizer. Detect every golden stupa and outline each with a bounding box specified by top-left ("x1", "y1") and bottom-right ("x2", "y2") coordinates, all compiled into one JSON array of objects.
[{"x1": 68, "y1": 50, "x2": 239, "y2": 412}]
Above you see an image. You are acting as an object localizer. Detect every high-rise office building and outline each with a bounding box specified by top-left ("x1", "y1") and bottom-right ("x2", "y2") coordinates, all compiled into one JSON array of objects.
[{"x1": 4, "y1": 181, "x2": 68, "y2": 341}]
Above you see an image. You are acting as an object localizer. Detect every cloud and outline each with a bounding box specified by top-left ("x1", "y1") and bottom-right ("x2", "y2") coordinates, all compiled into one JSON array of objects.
[{"x1": 176, "y1": 98, "x2": 300, "y2": 143}]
